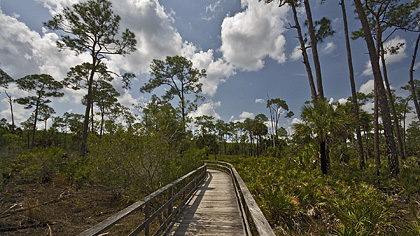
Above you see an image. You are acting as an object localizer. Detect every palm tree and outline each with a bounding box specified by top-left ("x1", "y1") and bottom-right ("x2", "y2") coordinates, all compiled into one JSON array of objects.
[{"x1": 297, "y1": 100, "x2": 346, "y2": 174}]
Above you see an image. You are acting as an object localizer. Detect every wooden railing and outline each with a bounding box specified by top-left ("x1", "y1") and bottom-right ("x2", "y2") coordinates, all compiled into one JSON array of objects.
[
  {"x1": 78, "y1": 164, "x2": 207, "y2": 236},
  {"x1": 78, "y1": 161, "x2": 275, "y2": 236},
  {"x1": 205, "y1": 160, "x2": 276, "y2": 236}
]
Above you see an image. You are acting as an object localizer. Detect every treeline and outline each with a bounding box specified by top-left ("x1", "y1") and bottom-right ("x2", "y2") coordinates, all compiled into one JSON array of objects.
[{"x1": 192, "y1": 90, "x2": 420, "y2": 159}]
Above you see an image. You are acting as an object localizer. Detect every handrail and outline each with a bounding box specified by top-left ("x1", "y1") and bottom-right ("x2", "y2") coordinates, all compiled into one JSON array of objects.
[
  {"x1": 205, "y1": 160, "x2": 276, "y2": 236},
  {"x1": 78, "y1": 164, "x2": 207, "y2": 236}
]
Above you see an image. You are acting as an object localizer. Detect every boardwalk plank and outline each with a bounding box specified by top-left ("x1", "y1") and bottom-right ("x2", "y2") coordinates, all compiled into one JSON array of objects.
[{"x1": 168, "y1": 170, "x2": 245, "y2": 235}]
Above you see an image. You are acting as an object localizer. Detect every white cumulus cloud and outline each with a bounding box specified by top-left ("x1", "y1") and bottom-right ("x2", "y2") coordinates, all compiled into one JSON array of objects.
[
  {"x1": 182, "y1": 43, "x2": 235, "y2": 96},
  {"x1": 110, "y1": 0, "x2": 183, "y2": 74},
  {"x1": 359, "y1": 79, "x2": 374, "y2": 94},
  {"x1": 35, "y1": 0, "x2": 79, "y2": 16},
  {"x1": 338, "y1": 98, "x2": 347, "y2": 105},
  {"x1": 362, "y1": 36, "x2": 407, "y2": 76},
  {"x1": 239, "y1": 111, "x2": 254, "y2": 119},
  {"x1": 291, "y1": 117, "x2": 303, "y2": 125},
  {"x1": 189, "y1": 101, "x2": 221, "y2": 120},
  {"x1": 0, "y1": 9, "x2": 89, "y2": 114},
  {"x1": 220, "y1": 0, "x2": 288, "y2": 71},
  {"x1": 289, "y1": 45, "x2": 302, "y2": 61},
  {"x1": 321, "y1": 42, "x2": 336, "y2": 55}
]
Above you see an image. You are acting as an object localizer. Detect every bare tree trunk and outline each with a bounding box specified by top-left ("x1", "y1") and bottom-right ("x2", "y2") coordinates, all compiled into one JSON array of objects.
[
  {"x1": 181, "y1": 95, "x2": 186, "y2": 134},
  {"x1": 403, "y1": 100, "x2": 408, "y2": 154},
  {"x1": 256, "y1": 136, "x2": 260, "y2": 157},
  {"x1": 224, "y1": 139, "x2": 227, "y2": 155},
  {"x1": 80, "y1": 56, "x2": 97, "y2": 157},
  {"x1": 354, "y1": 0, "x2": 399, "y2": 177},
  {"x1": 100, "y1": 109, "x2": 104, "y2": 137},
  {"x1": 374, "y1": 18, "x2": 382, "y2": 175},
  {"x1": 303, "y1": 0, "x2": 324, "y2": 100},
  {"x1": 340, "y1": 0, "x2": 365, "y2": 169},
  {"x1": 91, "y1": 103, "x2": 94, "y2": 133},
  {"x1": 409, "y1": 33, "x2": 420, "y2": 121},
  {"x1": 32, "y1": 100, "x2": 40, "y2": 149},
  {"x1": 5, "y1": 91, "x2": 14, "y2": 132},
  {"x1": 290, "y1": 3, "x2": 318, "y2": 103},
  {"x1": 320, "y1": 140, "x2": 327, "y2": 175},
  {"x1": 374, "y1": 84, "x2": 381, "y2": 173},
  {"x1": 364, "y1": 130, "x2": 370, "y2": 160},
  {"x1": 379, "y1": 42, "x2": 406, "y2": 161}
]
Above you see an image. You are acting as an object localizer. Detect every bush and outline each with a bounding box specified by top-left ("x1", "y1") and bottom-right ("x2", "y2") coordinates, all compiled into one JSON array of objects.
[
  {"x1": 9, "y1": 147, "x2": 66, "y2": 183},
  {"x1": 403, "y1": 206, "x2": 420, "y2": 236},
  {"x1": 331, "y1": 184, "x2": 392, "y2": 235},
  {"x1": 0, "y1": 133, "x2": 25, "y2": 159},
  {"x1": 265, "y1": 146, "x2": 281, "y2": 158},
  {"x1": 86, "y1": 130, "x2": 203, "y2": 200}
]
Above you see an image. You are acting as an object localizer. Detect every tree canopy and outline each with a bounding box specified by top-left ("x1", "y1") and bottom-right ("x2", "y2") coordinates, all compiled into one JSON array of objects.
[
  {"x1": 140, "y1": 55, "x2": 206, "y2": 125},
  {"x1": 45, "y1": 0, "x2": 137, "y2": 156},
  {"x1": 0, "y1": 68, "x2": 13, "y2": 89},
  {"x1": 15, "y1": 74, "x2": 64, "y2": 148}
]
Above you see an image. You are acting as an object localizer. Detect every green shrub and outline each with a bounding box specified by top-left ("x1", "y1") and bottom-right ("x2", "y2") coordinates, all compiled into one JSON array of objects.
[
  {"x1": 262, "y1": 186, "x2": 298, "y2": 228},
  {"x1": 331, "y1": 184, "x2": 392, "y2": 236},
  {"x1": 265, "y1": 146, "x2": 281, "y2": 158},
  {"x1": 218, "y1": 155, "x2": 418, "y2": 235},
  {"x1": 86, "y1": 130, "x2": 203, "y2": 200},
  {"x1": 398, "y1": 158, "x2": 420, "y2": 198},
  {"x1": 0, "y1": 133, "x2": 25, "y2": 165},
  {"x1": 10, "y1": 147, "x2": 66, "y2": 183},
  {"x1": 403, "y1": 206, "x2": 420, "y2": 236}
]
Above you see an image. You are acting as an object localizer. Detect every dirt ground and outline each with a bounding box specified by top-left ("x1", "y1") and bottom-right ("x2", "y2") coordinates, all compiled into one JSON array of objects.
[{"x1": 0, "y1": 175, "x2": 129, "y2": 236}]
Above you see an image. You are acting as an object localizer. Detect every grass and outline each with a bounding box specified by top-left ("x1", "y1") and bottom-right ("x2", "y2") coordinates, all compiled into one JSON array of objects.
[{"x1": 216, "y1": 154, "x2": 420, "y2": 235}]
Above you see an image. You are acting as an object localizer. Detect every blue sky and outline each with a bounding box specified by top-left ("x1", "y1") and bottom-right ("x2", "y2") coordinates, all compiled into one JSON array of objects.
[{"x1": 0, "y1": 0, "x2": 419, "y2": 132}]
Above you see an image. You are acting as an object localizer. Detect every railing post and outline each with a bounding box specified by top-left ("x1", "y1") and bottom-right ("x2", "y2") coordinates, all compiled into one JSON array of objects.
[
  {"x1": 182, "y1": 178, "x2": 186, "y2": 200},
  {"x1": 168, "y1": 186, "x2": 173, "y2": 216},
  {"x1": 145, "y1": 202, "x2": 150, "y2": 236}
]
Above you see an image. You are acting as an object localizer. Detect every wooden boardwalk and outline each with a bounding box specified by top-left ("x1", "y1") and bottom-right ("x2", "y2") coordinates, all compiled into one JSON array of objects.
[{"x1": 168, "y1": 169, "x2": 246, "y2": 236}]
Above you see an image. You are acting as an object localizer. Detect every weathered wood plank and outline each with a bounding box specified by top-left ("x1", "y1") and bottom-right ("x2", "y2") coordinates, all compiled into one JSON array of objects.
[{"x1": 168, "y1": 170, "x2": 246, "y2": 235}]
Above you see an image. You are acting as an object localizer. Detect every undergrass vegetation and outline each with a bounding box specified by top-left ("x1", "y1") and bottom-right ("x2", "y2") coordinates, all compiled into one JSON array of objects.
[{"x1": 217, "y1": 155, "x2": 420, "y2": 235}]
